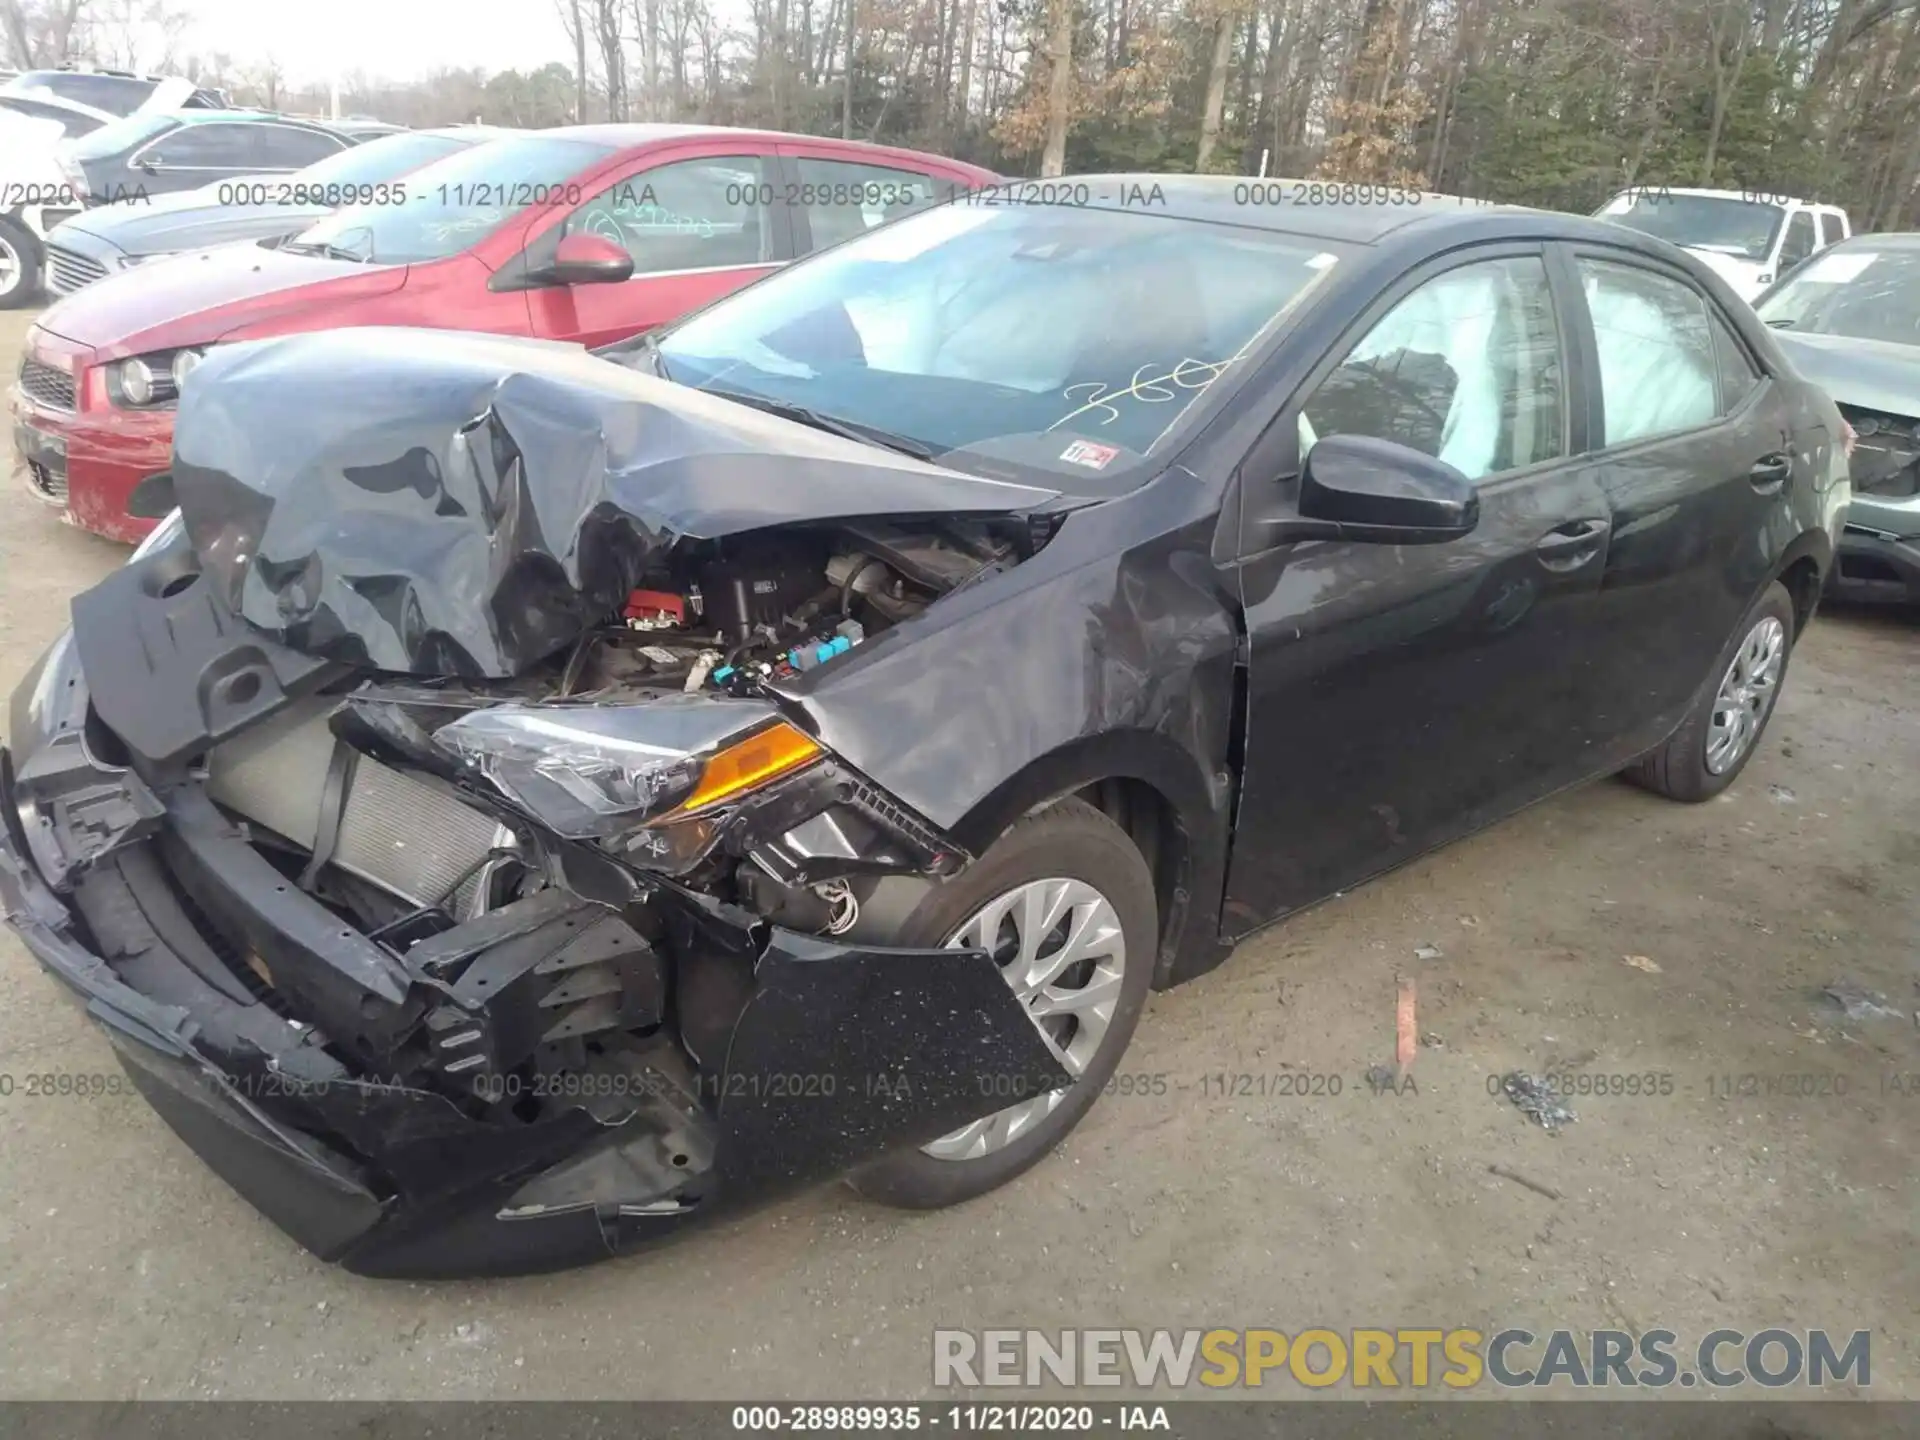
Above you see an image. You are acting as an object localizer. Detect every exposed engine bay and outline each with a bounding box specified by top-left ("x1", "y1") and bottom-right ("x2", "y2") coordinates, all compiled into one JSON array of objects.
[
  {"x1": 1839, "y1": 404, "x2": 1920, "y2": 497},
  {"x1": 556, "y1": 517, "x2": 1028, "y2": 698}
]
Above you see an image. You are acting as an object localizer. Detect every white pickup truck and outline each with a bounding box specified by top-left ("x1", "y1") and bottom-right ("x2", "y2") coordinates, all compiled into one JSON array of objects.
[{"x1": 1594, "y1": 187, "x2": 1852, "y2": 302}]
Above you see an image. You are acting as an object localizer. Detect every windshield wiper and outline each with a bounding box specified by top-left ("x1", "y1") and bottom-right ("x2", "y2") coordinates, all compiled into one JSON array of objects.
[
  {"x1": 282, "y1": 240, "x2": 369, "y2": 263},
  {"x1": 702, "y1": 386, "x2": 943, "y2": 462}
]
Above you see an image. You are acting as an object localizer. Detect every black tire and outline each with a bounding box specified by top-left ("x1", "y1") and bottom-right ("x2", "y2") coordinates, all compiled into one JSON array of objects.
[
  {"x1": 1625, "y1": 581, "x2": 1797, "y2": 802},
  {"x1": 849, "y1": 797, "x2": 1157, "y2": 1210},
  {"x1": 0, "y1": 214, "x2": 43, "y2": 309}
]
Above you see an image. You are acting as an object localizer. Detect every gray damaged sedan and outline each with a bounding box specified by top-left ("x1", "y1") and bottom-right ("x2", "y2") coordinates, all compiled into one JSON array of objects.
[{"x1": 1757, "y1": 235, "x2": 1920, "y2": 603}]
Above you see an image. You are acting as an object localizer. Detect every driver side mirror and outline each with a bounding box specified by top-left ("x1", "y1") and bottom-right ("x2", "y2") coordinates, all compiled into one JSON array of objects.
[
  {"x1": 137, "y1": 157, "x2": 159, "y2": 174},
  {"x1": 1240, "y1": 433, "x2": 1479, "y2": 552},
  {"x1": 1298, "y1": 433, "x2": 1478, "y2": 543},
  {"x1": 538, "y1": 232, "x2": 634, "y2": 287}
]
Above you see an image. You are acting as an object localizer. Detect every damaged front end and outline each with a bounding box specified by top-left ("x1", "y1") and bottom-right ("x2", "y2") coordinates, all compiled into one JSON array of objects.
[{"x1": 0, "y1": 333, "x2": 1073, "y2": 1277}]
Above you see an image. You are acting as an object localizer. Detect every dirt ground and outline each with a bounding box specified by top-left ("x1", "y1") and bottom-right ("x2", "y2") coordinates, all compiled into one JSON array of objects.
[{"x1": 0, "y1": 305, "x2": 1916, "y2": 1403}]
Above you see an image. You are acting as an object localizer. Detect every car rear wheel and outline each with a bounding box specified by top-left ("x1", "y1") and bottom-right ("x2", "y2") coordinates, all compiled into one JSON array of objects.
[
  {"x1": 849, "y1": 797, "x2": 1156, "y2": 1210},
  {"x1": 0, "y1": 215, "x2": 43, "y2": 309},
  {"x1": 1625, "y1": 581, "x2": 1796, "y2": 802}
]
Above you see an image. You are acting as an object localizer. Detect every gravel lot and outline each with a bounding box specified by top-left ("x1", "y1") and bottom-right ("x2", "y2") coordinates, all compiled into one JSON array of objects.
[{"x1": 1, "y1": 305, "x2": 1916, "y2": 1401}]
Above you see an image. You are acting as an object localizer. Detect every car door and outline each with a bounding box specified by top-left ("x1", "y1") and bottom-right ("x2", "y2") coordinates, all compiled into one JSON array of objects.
[
  {"x1": 250, "y1": 123, "x2": 348, "y2": 172},
  {"x1": 1563, "y1": 247, "x2": 1805, "y2": 755},
  {"x1": 771, "y1": 144, "x2": 963, "y2": 255},
  {"x1": 1772, "y1": 210, "x2": 1817, "y2": 283},
  {"x1": 129, "y1": 121, "x2": 275, "y2": 194},
  {"x1": 1220, "y1": 245, "x2": 1618, "y2": 932},
  {"x1": 520, "y1": 145, "x2": 796, "y2": 349}
]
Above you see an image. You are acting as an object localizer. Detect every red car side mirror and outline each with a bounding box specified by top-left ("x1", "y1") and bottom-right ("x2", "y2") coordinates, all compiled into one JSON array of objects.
[{"x1": 544, "y1": 232, "x2": 634, "y2": 287}]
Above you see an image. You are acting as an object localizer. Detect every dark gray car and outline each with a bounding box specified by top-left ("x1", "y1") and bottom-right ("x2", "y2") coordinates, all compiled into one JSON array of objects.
[
  {"x1": 1757, "y1": 234, "x2": 1920, "y2": 603},
  {"x1": 42, "y1": 127, "x2": 508, "y2": 296},
  {"x1": 62, "y1": 109, "x2": 356, "y2": 208}
]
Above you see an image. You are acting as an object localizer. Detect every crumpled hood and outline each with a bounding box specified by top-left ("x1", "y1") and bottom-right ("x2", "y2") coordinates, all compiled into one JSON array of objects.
[
  {"x1": 1773, "y1": 330, "x2": 1920, "y2": 417},
  {"x1": 172, "y1": 327, "x2": 1061, "y2": 678}
]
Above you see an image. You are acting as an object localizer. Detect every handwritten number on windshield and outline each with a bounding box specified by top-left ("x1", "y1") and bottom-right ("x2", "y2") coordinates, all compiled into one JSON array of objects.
[{"x1": 1050, "y1": 357, "x2": 1229, "y2": 432}]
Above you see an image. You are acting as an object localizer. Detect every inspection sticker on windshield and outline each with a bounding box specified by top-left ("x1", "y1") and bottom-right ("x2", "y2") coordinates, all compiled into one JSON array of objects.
[
  {"x1": 1805, "y1": 251, "x2": 1878, "y2": 284},
  {"x1": 1060, "y1": 439, "x2": 1121, "y2": 470}
]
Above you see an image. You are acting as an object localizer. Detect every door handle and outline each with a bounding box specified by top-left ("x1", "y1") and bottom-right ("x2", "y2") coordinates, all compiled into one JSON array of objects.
[
  {"x1": 1534, "y1": 517, "x2": 1609, "y2": 571},
  {"x1": 1749, "y1": 452, "x2": 1792, "y2": 493}
]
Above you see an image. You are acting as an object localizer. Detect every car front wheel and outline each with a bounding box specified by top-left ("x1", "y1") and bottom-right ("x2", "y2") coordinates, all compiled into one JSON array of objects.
[
  {"x1": 849, "y1": 797, "x2": 1157, "y2": 1210},
  {"x1": 0, "y1": 215, "x2": 44, "y2": 309},
  {"x1": 1625, "y1": 580, "x2": 1796, "y2": 802}
]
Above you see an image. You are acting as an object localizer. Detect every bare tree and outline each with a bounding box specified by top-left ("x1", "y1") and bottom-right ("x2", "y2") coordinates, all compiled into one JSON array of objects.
[
  {"x1": 555, "y1": 0, "x2": 589, "y2": 119},
  {"x1": 1195, "y1": 0, "x2": 1246, "y2": 170},
  {"x1": 2, "y1": 0, "x2": 86, "y2": 67},
  {"x1": 1040, "y1": 0, "x2": 1073, "y2": 174},
  {"x1": 594, "y1": 0, "x2": 626, "y2": 118}
]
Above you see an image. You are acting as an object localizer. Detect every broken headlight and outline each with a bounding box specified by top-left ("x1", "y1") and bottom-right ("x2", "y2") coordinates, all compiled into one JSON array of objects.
[{"x1": 432, "y1": 696, "x2": 824, "y2": 845}]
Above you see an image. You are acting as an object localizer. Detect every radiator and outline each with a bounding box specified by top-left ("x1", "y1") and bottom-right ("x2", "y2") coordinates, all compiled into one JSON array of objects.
[{"x1": 207, "y1": 698, "x2": 509, "y2": 912}]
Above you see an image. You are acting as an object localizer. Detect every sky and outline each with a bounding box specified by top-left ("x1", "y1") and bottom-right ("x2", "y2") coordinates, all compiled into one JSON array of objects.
[{"x1": 160, "y1": 0, "x2": 579, "y2": 87}]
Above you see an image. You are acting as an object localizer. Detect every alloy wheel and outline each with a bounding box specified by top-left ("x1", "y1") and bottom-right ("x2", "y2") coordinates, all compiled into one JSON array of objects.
[
  {"x1": 0, "y1": 236, "x2": 20, "y2": 297},
  {"x1": 1705, "y1": 615, "x2": 1786, "y2": 775},
  {"x1": 922, "y1": 876, "x2": 1127, "y2": 1161}
]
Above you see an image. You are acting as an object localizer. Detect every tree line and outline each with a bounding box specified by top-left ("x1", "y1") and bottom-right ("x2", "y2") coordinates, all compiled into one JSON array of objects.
[{"x1": 9, "y1": 0, "x2": 1920, "y2": 229}]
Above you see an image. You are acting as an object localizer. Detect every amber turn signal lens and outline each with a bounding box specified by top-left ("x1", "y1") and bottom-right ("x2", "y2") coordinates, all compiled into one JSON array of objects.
[{"x1": 676, "y1": 721, "x2": 823, "y2": 813}]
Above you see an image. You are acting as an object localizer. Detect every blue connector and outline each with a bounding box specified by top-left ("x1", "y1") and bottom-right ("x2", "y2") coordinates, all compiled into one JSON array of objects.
[{"x1": 712, "y1": 665, "x2": 736, "y2": 684}]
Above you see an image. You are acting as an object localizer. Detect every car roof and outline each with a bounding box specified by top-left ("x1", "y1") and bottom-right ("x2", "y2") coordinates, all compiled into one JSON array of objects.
[
  {"x1": 1045, "y1": 174, "x2": 1629, "y2": 245},
  {"x1": 158, "y1": 108, "x2": 344, "y2": 128}
]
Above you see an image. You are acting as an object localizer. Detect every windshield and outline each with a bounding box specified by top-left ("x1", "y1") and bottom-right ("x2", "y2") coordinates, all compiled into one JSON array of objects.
[
  {"x1": 1599, "y1": 193, "x2": 1785, "y2": 262},
  {"x1": 656, "y1": 202, "x2": 1347, "y2": 484},
  {"x1": 68, "y1": 111, "x2": 175, "y2": 160},
  {"x1": 1755, "y1": 245, "x2": 1920, "y2": 347},
  {"x1": 285, "y1": 129, "x2": 477, "y2": 189},
  {"x1": 287, "y1": 134, "x2": 616, "y2": 264}
]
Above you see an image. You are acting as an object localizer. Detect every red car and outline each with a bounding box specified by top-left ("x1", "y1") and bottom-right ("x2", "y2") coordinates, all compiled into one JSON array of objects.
[{"x1": 11, "y1": 124, "x2": 994, "y2": 541}]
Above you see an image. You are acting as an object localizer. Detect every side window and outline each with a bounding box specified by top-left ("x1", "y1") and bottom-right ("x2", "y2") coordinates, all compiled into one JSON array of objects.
[
  {"x1": 1578, "y1": 258, "x2": 1719, "y2": 445},
  {"x1": 1818, "y1": 212, "x2": 1845, "y2": 249},
  {"x1": 1778, "y1": 212, "x2": 1816, "y2": 270},
  {"x1": 563, "y1": 156, "x2": 774, "y2": 277},
  {"x1": 143, "y1": 124, "x2": 256, "y2": 168},
  {"x1": 1710, "y1": 313, "x2": 1763, "y2": 415},
  {"x1": 1298, "y1": 255, "x2": 1563, "y2": 483},
  {"x1": 793, "y1": 157, "x2": 938, "y2": 250},
  {"x1": 255, "y1": 126, "x2": 346, "y2": 169}
]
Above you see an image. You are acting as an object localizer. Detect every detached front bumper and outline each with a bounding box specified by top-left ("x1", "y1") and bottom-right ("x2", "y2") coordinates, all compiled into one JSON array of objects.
[
  {"x1": 1832, "y1": 497, "x2": 1920, "y2": 604},
  {"x1": 0, "y1": 625, "x2": 1063, "y2": 1276}
]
